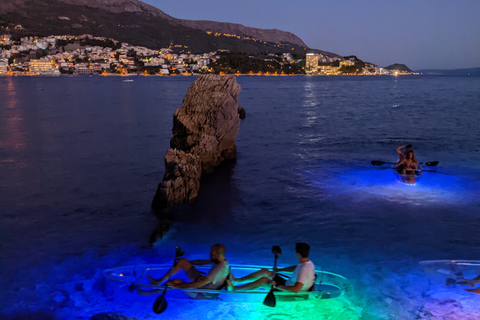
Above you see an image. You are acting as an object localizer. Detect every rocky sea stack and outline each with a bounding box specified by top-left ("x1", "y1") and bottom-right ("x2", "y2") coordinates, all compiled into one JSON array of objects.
[{"x1": 152, "y1": 75, "x2": 244, "y2": 212}]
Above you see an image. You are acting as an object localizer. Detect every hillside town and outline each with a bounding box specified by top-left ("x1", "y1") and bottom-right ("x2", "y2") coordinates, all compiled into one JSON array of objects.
[{"x1": 0, "y1": 33, "x2": 409, "y2": 76}]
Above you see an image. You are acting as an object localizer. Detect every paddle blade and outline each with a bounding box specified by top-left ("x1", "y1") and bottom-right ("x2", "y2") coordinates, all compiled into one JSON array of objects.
[
  {"x1": 153, "y1": 295, "x2": 167, "y2": 314},
  {"x1": 263, "y1": 289, "x2": 276, "y2": 307},
  {"x1": 371, "y1": 160, "x2": 386, "y2": 166},
  {"x1": 272, "y1": 246, "x2": 282, "y2": 256},
  {"x1": 424, "y1": 161, "x2": 439, "y2": 167},
  {"x1": 175, "y1": 245, "x2": 185, "y2": 258}
]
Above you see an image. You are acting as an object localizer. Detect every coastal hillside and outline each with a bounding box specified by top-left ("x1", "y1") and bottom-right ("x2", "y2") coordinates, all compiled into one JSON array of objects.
[
  {"x1": 1, "y1": 0, "x2": 321, "y2": 55},
  {"x1": 385, "y1": 63, "x2": 412, "y2": 73}
]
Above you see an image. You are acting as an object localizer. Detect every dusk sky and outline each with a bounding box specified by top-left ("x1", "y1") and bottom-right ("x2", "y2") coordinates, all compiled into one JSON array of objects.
[{"x1": 143, "y1": 0, "x2": 479, "y2": 70}]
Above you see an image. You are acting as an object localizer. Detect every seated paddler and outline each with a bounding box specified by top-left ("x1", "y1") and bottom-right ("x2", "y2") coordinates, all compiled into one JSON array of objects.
[
  {"x1": 148, "y1": 243, "x2": 229, "y2": 290},
  {"x1": 226, "y1": 242, "x2": 315, "y2": 293}
]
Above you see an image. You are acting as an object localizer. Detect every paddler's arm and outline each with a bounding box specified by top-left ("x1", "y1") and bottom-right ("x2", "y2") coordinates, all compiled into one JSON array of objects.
[
  {"x1": 396, "y1": 145, "x2": 405, "y2": 154},
  {"x1": 274, "y1": 281, "x2": 303, "y2": 293}
]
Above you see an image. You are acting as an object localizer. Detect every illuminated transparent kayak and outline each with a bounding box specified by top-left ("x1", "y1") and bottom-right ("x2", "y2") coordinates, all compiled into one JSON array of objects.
[
  {"x1": 420, "y1": 260, "x2": 480, "y2": 287},
  {"x1": 103, "y1": 264, "x2": 350, "y2": 302},
  {"x1": 393, "y1": 165, "x2": 423, "y2": 184}
]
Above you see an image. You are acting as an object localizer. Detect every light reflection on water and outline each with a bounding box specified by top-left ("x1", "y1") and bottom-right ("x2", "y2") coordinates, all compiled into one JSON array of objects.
[
  {"x1": 1, "y1": 77, "x2": 26, "y2": 153},
  {"x1": 320, "y1": 168, "x2": 473, "y2": 207}
]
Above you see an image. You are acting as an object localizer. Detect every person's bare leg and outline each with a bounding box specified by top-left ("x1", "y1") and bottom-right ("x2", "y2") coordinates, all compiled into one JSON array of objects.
[
  {"x1": 227, "y1": 277, "x2": 271, "y2": 291},
  {"x1": 149, "y1": 258, "x2": 193, "y2": 285},
  {"x1": 465, "y1": 287, "x2": 480, "y2": 294},
  {"x1": 136, "y1": 287, "x2": 163, "y2": 296},
  {"x1": 231, "y1": 268, "x2": 272, "y2": 285}
]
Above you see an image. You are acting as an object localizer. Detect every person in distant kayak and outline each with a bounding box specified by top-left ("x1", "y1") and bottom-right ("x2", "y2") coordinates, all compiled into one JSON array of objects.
[
  {"x1": 396, "y1": 149, "x2": 418, "y2": 175},
  {"x1": 226, "y1": 243, "x2": 315, "y2": 293},
  {"x1": 396, "y1": 144, "x2": 413, "y2": 163},
  {"x1": 147, "y1": 243, "x2": 229, "y2": 290}
]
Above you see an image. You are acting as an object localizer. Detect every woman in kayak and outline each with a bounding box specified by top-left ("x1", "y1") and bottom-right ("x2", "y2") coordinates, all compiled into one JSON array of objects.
[
  {"x1": 396, "y1": 149, "x2": 418, "y2": 175},
  {"x1": 396, "y1": 144, "x2": 413, "y2": 163}
]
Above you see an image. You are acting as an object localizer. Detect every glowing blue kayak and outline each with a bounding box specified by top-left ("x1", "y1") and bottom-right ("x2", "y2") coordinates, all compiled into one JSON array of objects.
[
  {"x1": 103, "y1": 264, "x2": 350, "y2": 302},
  {"x1": 393, "y1": 165, "x2": 423, "y2": 184},
  {"x1": 420, "y1": 260, "x2": 480, "y2": 287}
]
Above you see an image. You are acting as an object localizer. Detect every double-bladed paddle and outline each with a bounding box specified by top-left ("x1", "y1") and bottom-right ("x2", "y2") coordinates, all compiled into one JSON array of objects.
[
  {"x1": 153, "y1": 245, "x2": 185, "y2": 314},
  {"x1": 371, "y1": 160, "x2": 439, "y2": 167},
  {"x1": 263, "y1": 245, "x2": 282, "y2": 307},
  {"x1": 372, "y1": 160, "x2": 451, "y2": 175}
]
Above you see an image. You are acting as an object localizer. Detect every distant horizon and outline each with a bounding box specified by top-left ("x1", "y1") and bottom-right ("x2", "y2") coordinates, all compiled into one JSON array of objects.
[
  {"x1": 142, "y1": 0, "x2": 480, "y2": 71},
  {"x1": 415, "y1": 67, "x2": 480, "y2": 71}
]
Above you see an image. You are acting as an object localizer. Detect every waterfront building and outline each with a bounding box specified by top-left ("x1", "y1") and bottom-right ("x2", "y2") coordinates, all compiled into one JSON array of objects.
[
  {"x1": 29, "y1": 59, "x2": 60, "y2": 76},
  {"x1": 75, "y1": 63, "x2": 94, "y2": 75},
  {"x1": 93, "y1": 63, "x2": 110, "y2": 72},
  {"x1": 305, "y1": 53, "x2": 319, "y2": 74},
  {"x1": 0, "y1": 59, "x2": 8, "y2": 75}
]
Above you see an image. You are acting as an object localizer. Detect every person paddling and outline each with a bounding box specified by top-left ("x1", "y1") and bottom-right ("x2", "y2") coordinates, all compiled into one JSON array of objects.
[
  {"x1": 139, "y1": 243, "x2": 229, "y2": 295},
  {"x1": 396, "y1": 144, "x2": 413, "y2": 163},
  {"x1": 396, "y1": 149, "x2": 418, "y2": 175},
  {"x1": 226, "y1": 243, "x2": 315, "y2": 293}
]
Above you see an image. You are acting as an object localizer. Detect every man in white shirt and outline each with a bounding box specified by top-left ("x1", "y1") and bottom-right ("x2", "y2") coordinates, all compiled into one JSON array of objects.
[{"x1": 227, "y1": 243, "x2": 315, "y2": 293}]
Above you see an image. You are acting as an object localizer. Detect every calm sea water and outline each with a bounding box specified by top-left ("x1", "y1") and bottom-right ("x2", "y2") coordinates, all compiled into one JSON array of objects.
[{"x1": 1, "y1": 75, "x2": 479, "y2": 319}]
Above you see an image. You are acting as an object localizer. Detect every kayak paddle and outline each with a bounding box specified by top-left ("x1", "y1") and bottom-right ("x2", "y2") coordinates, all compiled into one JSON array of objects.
[
  {"x1": 153, "y1": 245, "x2": 185, "y2": 314},
  {"x1": 423, "y1": 161, "x2": 439, "y2": 167},
  {"x1": 371, "y1": 160, "x2": 439, "y2": 167},
  {"x1": 263, "y1": 245, "x2": 282, "y2": 307}
]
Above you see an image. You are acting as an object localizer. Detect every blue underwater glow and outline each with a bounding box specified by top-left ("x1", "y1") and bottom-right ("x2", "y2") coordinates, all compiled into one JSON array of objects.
[
  {"x1": 0, "y1": 244, "x2": 361, "y2": 320},
  {"x1": 302, "y1": 163, "x2": 477, "y2": 207}
]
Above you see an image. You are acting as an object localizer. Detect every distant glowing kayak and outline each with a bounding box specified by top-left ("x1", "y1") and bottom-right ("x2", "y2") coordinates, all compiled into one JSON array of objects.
[
  {"x1": 393, "y1": 165, "x2": 423, "y2": 184},
  {"x1": 420, "y1": 260, "x2": 480, "y2": 287},
  {"x1": 104, "y1": 264, "x2": 350, "y2": 302}
]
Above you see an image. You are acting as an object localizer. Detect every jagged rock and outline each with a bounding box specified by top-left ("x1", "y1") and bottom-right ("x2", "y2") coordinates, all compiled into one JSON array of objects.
[
  {"x1": 149, "y1": 219, "x2": 172, "y2": 244},
  {"x1": 170, "y1": 74, "x2": 242, "y2": 172},
  {"x1": 238, "y1": 106, "x2": 246, "y2": 119},
  {"x1": 152, "y1": 149, "x2": 202, "y2": 210},
  {"x1": 152, "y1": 74, "x2": 243, "y2": 212}
]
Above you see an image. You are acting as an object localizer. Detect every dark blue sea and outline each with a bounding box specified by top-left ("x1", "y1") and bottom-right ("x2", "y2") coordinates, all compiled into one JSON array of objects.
[{"x1": 1, "y1": 75, "x2": 479, "y2": 319}]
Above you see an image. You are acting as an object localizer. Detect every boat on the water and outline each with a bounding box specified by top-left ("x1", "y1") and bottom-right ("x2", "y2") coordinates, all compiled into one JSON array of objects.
[
  {"x1": 420, "y1": 260, "x2": 480, "y2": 287},
  {"x1": 393, "y1": 165, "x2": 423, "y2": 184},
  {"x1": 103, "y1": 264, "x2": 350, "y2": 302}
]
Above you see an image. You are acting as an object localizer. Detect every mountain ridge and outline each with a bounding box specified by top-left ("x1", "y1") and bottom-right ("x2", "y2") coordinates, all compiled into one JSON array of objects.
[
  {"x1": 178, "y1": 19, "x2": 307, "y2": 48},
  {"x1": 2, "y1": 0, "x2": 313, "y2": 54}
]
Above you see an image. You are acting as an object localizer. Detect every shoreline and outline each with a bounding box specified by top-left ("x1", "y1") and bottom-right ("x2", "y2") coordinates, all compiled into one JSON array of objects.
[{"x1": 0, "y1": 72, "x2": 420, "y2": 77}]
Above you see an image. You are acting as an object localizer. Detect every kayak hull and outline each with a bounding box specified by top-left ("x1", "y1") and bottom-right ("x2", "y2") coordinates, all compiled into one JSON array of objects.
[
  {"x1": 393, "y1": 165, "x2": 423, "y2": 184},
  {"x1": 103, "y1": 264, "x2": 349, "y2": 302}
]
